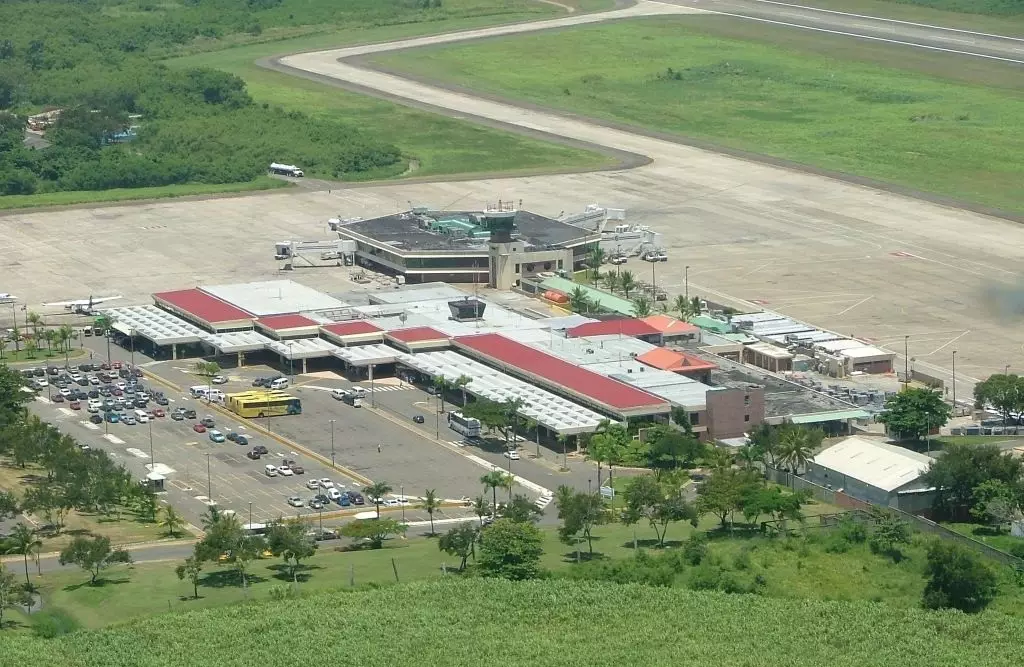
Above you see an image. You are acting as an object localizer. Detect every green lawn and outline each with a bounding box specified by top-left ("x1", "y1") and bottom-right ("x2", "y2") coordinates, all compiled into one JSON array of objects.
[
  {"x1": 373, "y1": 16, "x2": 1024, "y2": 213},
  {"x1": 934, "y1": 435, "x2": 1024, "y2": 447},
  {"x1": 797, "y1": 0, "x2": 1024, "y2": 36},
  {"x1": 26, "y1": 507, "x2": 1024, "y2": 630},
  {"x1": 943, "y1": 521, "x2": 1024, "y2": 554},
  {"x1": 0, "y1": 348, "x2": 87, "y2": 364}
]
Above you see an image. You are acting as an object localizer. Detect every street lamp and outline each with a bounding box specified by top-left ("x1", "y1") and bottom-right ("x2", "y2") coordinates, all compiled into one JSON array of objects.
[
  {"x1": 684, "y1": 265, "x2": 690, "y2": 301},
  {"x1": 951, "y1": 350, "x2": 957, "y2": 410},
  {"x1": 329, "y1": 419, "x2": 336, "y2": 467},
  {"x1": 401, "y1": 485, "x2": 406, "y2": 522},
  {"x1": 248, "y1": 502, "x2": 253, "y2": 529},
  {"x1": 1005, "y1": 364, "x2": 1011, "y2": 376},
  {"x1": 287, "y1": 342, "x2": 295, "y2": 376},
  {"x1": 129, "y1": 327, "x2": 136, "y2": 367},
  {"x1": 206, "y1": 453, "x2": 212, "y2": 502},
  {"x1": 148, "y1": 419, "x2": 154, "y2": 467},
  {"x1": 903, "y1": 335, "x2": 910, "y2": 384}
]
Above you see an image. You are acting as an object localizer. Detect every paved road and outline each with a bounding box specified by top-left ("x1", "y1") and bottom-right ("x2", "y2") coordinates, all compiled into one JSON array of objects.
[{"x1": 664, "y1": 0, "x2": 1024, "y2": 64}]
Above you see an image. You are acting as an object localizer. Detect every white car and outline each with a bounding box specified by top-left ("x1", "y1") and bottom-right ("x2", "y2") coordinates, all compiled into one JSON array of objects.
[
  {"x1": 287, "y1": 496, "x2": 304, "y2": 508},
  {"x1": 69, "y1": 372, "x2": 82, "y2": 382},
  {"x1": 211, "y1": 375, "x2": 227, "y2": 385},
  {"x1": 278, "y1": 465, "x2": 294, "y2": 477},
  {"x1": 306, "y1": 479, "x2": 321, "y2": 490},
  {"x1": 115, "y1": 381, "x2": 126, "y2": 390},
  {"x1": 88, "y1": 376, "x2": 100, "y2": 386},
  {"x1": 59, "y1": 387, "x2": 71, "y2": 397},
  {"x1": 382, "y1": 498, "x2": 401, "y2": 508},
  {"x1": 319, "y1": 478, "x2": 334, "y2": 489},
  {"x1": 503, "y1": 450, "x2": 521, "y2": 460},
  {"x1": 327, "y1": 488, "x2": 342, "y2": 501},
  {"x1": 35, "y1": 378, "x2": 49, "y2": 388}
]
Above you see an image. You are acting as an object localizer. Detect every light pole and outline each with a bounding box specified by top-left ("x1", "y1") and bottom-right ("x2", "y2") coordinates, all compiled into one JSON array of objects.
[
  {"x1": 248, "y1": 502, "x2": 253, "y2": 529},
  {"x1": 329, "y1": 419, "x2": 336, "y2": 467},
  {"x1": 951, "y1": 350, "x2": 957, "y2": 410},
  {"x1": 206, "y1": 453, "x2": 212, "y2": 502},
  {"x1": 903, "y1": 335, "x2": 910, "y2": 384},
  {"x1": 287, "y1": 342, "x2": 294, "y2": 376},
  {"x1": 129, "y1": 328, "x2": 136, "y2": 367},
  {"x1": 684, "y1": 265, "x2": 690, "y2": 301},
  {"x1": 369, "y1": 363, "x2": 375, "y2": 408},
  {"x1": 9, "y1": 301, "x2": 19, "y2": 354},
  {"x1": 148, "y1": 419, "x2": 154, "y2": 467},
  {"x1": 401, "y1": 485, "x2": 406, "y2": 522},
  {"x1": 435, "y1": 394, "x2": 440, "y2": 440},
  {"x1": 651, "y1": 258, "x2": 657, "y2": 299},
  {"x1": 1005, "y1": 364, "x2": 1011, "y2": 376}
]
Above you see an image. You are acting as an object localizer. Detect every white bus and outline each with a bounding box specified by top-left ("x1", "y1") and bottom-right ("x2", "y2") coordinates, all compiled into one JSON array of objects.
[
  {"x1": 448, "y1": 411, "x2": 481, "y2": 438},
  {"x1": 269, "y1": 162, "x2": 304, "y2": 177}
]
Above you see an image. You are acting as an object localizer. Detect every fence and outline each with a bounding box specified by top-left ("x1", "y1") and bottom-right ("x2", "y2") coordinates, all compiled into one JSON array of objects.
[{"x1": 764, "y1": 466, "x2": 1024, "y2": 569}]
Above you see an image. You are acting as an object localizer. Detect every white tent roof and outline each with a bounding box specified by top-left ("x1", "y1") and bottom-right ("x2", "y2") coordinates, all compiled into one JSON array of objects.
[
  {"x1": 333, "y1": 344, "x2": 399, "y2": 366},
  {"x1": 203, "y1": 330, "x2": 274, "y2": 354},
  {"x1": 103, "y1": 305, "x2": 205, "y2": 345},
  {"x1": 396, "y1": 350, "x2": 610, "y2": 435},
  {"x1": 266, "y1": 337, "x2": 340, "y2": 360},
  {"x1": 811, "y1": 436, "x2": 933, "y2": 492}
]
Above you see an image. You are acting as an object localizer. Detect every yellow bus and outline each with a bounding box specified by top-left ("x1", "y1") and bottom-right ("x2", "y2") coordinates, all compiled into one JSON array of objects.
[{"x1": 225, "y1": 390, "x2": 302, "y2": 418}]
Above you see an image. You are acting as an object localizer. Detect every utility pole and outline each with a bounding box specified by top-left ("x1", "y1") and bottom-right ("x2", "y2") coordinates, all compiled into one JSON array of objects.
[
  {"x1": 148, "y1": 419, "x2": 154, "y2": 467},
  {"x1": 206, "y1": 453, "x2": 212, "y2": 502},
  {"x1": 330, "y1": 419, "x2": 336, "y2": 467},
  {"x1": 951, "y1": 350, "x2": 957, "y2": 412},
  {"x1": 903, "y1": 335, "x2": 910, "y2": 385},
  {"x1": 684, "y1": 265, "x2": 690, "y2": 301}
]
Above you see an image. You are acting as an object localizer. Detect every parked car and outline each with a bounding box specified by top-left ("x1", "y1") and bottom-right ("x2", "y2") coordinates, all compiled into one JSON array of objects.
[
  {"x1": 338, "y1": 494, "x2": 350, "y2": 507},
  {"x1": 252, "y1": 377, "x2": 268, "y2": 387},
  {"x1": 254, "y1": 445, "x2": 268, "y2": 455},
  {"x1": 155, "y1": 396, "x2": 169, "y2": 406},
  {"x1": 171, "y1": 411, "x2": 184, "y2": 421},
  {"x1": 226, "y1": 431, "x2": 238, "y2": 442},
  {"x1": 193, "y1": 424, "x2": 207, "y2": 433},
  {"x1": 70, "y1": 401, "x2": 82, "y2": 410},
  {"x1": 211, "y1": 375, "x2": 227, "y2": 385},
  {"x1": 184, "y1": 409, "x2": 197, "y2": 419},
  {"x1": 89, "y1": 414, "x2": 103, "y2": 424},
  {"x1": 319, "y1": 478, "x2": 335, "y2": 489},
  {"x1": 235, "y1": 434, "x2": 249, "y2": 446},
  {"x1": 277, "y1": 465, "x2": 294, "y2": 477},
  {"x1": 200, "y1": 416, "x2": 215, "y2": 428},
  {"x1": 307, "y1": 499, "x2": 324, "y2": 511},
  {"x1": 122, "y1": 415, "x2": 136, "y2": 425},
  {"x1": 209, "y1": 430, "x2": 226, "y2": 443},
  {"x1": 51, "y1": 394, "x2": 65, "y2": 403},
  {"x1": 246, "y1": 450, "x2": 261, "y2": 460},
  {"x1": 306, "y1": 479, "x2": 321, "y2": 490},
  {"x1": 326, "y1": 488, "x2": 342, "y2": 502},
  {"x1": 287, "y1": 495, "x2": 304, "y2": 508},
  {"x1": 152, "y1": 408, "x2": 165, "y2": 418},
  {"x1": 264, "y1": 465, "x2": 278, "y2": 477}
]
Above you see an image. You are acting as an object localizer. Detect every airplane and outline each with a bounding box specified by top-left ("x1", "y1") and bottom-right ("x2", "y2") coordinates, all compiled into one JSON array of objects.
[
  {"x1": 42, "y1": 295, "x2": 123, "y2": 314},
  {"x1": 0, "y1": 293, "x2": 17, "y2": 302}
]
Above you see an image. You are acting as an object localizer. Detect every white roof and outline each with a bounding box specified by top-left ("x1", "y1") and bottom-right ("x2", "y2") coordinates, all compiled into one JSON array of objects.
[
  {"x1": 333, "y1": 344, "x2": 399, "y2": 366},
  {"x1": 841, "y1": 345, "x2": 894, "y2": 360},
  {"x1": 203, "y1": 330, "x2": 275, "y2": 354},
  {"x1": 396, "y1": 350, "x2": 610, "y2": 435},
  {"x1": 103, "y1": 305, "x2": 205, "y2": 345},
  {"x1": 201, "y1": 280, "x2": 348, "y2": 317},
  {"x1": 747, "y1": 342, "x2": 794, "y2": 359},
  {"x1": 732, "y1": 312, "x2": 787, "y2": 325},
  {"x1": 266, "y1": 337, "x2": 341, "y2": 359},
  {"x1": 812, "y1": 436, "x2": 933, "y2": 492},
  {"x1": 815, "y1": 339, "x2": 870, "y2": 353}
]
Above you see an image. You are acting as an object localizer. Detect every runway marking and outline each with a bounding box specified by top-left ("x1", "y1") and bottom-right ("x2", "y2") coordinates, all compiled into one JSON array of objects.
[
  {"x1": 926, "y1": 330, "x2": 972, "y2": 357},
  {"x1": 833, "y1": 295, "x2": 874, "y2": 317}
]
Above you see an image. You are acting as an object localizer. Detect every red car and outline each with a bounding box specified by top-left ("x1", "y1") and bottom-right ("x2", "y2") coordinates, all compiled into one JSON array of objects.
[
  {"x1": 112, "y1": 361, "x2": 122, "y2": 369},
  {"x1": 51, "y1": 394, "x2": 65, "y2": 403},
  {"x1": 69, "y1": 401, "x2": 81, "y2": 410},
  {"x1": 193, "y1": 423, "x2": 207, "y2": 433},
  {"x1": 152, "y1": 408, "x2": 165, "y2": 418}
]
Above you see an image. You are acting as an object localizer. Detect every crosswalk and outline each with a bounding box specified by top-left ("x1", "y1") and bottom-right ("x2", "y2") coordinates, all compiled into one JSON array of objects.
[{"x1": 361, "y1": 385, "x2": 409, "y2": 393}]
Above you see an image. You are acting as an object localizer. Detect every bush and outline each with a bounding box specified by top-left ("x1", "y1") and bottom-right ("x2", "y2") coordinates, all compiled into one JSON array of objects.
[
  {"x1": 31, "y1": 608, "x2": 80, "y2": 638},
  {"x1": 682, "y1": 533, "x2": 708, "y2": 566},
  {"x1": 569, "y1": 551, "x2": 676, "y2": 588}
]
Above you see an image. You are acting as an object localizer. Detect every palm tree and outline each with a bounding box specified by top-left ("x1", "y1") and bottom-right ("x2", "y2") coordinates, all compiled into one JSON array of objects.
[
  {"x1": 25, "y1": 311, "x2": 42, "y2": 342},
  {"x1": 556, "y1": 433, "x2": 570, "y2": 470},
  {"x1": 0, "y1": 336, "x2": 6, "y2": 360},
  {"x1": 502, "y1": 396, "x2": 526, "y2": 452},
  {"x1": 631, "y1": 295, "x2": 653, "y2": 318},
  {"x1": 689, "y1": 296, "x2": 702, "y2": 320},
  {"x1": 603, "y1": 271, "x2": 619, "y2": 294},
  {"x1": 779, "y1": 428, "x2": 814, "y2": 474},
  {"x1": 24, "y1": 336, "x2": 37, "y2": 359},
  {"x1": 455, "y1": 374, "x2": 472, "y2": 406},
  {"x1": 6, "y1": 523, "x2": 42, "y2": 589},
  {"x1": 159, "y1": 505, "x2": 186, "y2": 538},
  {"x1": 500, "y1": 472, "x2": 515, "y2": 501},
  {"x1": 673, "y1": 294, "x2": 692, "y2": 321},
  {"x1": 568, "y1": 286, "x2": 590, "y2": 314},
  {"x1": 58, "y1": 324, "x2": 74, "y2": 352},
  {"x1": 420, "y1": 489, "x2": 441, "y2": 536},
  {"x1": 619, "y1": 271, "x2": 636, "y2": 299},
  {"x1": 588, "y1": 246, "x2": 606, "y2": 283},
  {"x1": 480, "y1": 470, "x2": 507, "y2": 509},
  {"x1": 472, "y1": 495, "x2": 491, "y2": 526},
  {"x1": 200, "y1": 505, "x2": 222, "y2": 531},
  {"x1": 363, "y1": 481, "x2": 393, "y2": 518}
]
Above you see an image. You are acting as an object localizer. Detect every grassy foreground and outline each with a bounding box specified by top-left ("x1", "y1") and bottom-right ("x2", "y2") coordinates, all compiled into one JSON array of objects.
[
  {"x1": 6, "y1": 578, "x2": 1024, "y2": 666},
  {"x1": 374, "y1": 16, "x2": 1024, "y2": 213},
  {"x1": 0, "y1": 178, "x2": 291, "y2": 211}
]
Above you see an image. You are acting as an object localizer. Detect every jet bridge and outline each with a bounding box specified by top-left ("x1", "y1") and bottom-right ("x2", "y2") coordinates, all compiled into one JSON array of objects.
[{"x1": 274, "y1": 239, "x2": 356, "y2": 269}]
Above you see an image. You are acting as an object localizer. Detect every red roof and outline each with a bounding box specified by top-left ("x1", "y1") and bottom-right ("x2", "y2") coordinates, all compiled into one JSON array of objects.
[
  {"x1": 320, "y1": 321, "x2": 383, "y2": 337},
  {"x1": 641, "y1": 314, "x2": 699, "y2": 335},
  {"x1": 256, "y1": 314, "x2": 319, "y2": 331},
  {"x1": 638, "y1": 347, "x2": 718, "y2": 374},
  {"x1": 387, "y1": 327, "x2": 449, "y2": 343},
  {"x1": 454, "y1": 333, "x2": 666, "y2": 412},
  {"x1": 153, "y1": 289, "x2": 251, "y2": 324},
  {"x1": 566, "y1": 318, "x2": 661, "y2": 339}
]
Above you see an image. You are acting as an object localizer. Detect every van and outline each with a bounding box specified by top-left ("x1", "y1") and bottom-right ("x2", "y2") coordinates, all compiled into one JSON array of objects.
[
  {"x1": 264, "y1": 464, "x2": 278, "y2": 477},
  {"x1": 269, "y1": 378, "x2": 289, "y2": 390},
  {"x1": 134, "y1": 409, "x2": 149, "y2": 424},
  {"x1": 206, "y1": 389, "x2": 225, "y2": 403},
  {"x1": 190, "y1": 385, "x2": 210, "y2": 398},
  {"x1": 331, "y1": 388, "x2": 347, "y2": 401}
]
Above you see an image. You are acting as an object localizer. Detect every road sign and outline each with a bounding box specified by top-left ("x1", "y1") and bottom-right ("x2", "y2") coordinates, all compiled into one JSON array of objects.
[{"x1": 600, "y1": 485, "x2": 615, "y2": 499}]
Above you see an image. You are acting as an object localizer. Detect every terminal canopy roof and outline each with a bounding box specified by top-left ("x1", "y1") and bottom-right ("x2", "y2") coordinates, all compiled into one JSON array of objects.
[{"x1": 333, "y1": 344, "x2": 399, "y2": 367}]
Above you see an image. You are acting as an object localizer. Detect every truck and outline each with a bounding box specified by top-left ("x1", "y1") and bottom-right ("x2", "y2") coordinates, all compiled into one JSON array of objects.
[{"x1": 269, "y1": 162, "x2": 304, "y2": 177}]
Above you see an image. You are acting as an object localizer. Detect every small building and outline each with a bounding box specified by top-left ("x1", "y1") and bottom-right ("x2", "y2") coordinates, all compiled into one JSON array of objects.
[
  {"x1": 636, "y1": 347, "x2": 718, "y2": 383},
  {"x1": 641, "y1": 314, "x2": 700, "y2": 344},
  {"x1": 743, "y1": 342, "x2": 794, "y2": 373},
  {"x1": 806, "y1": 437, "x2": 935, "y2": 512},
  {"x1": 566, "y1": 318, "x2": 662, "y2": 344}
]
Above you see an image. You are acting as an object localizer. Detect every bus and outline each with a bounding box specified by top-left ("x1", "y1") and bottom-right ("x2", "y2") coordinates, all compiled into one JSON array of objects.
[
  {"x1": 448, "y1": 411, "x2": 481, "y2": 438},
  {"x1": 225, "y1": 390, "x2": 302, "y2": 418}
]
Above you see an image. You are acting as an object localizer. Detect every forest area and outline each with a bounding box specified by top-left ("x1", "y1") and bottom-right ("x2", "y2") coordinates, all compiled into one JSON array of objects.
[{"x1": 0, "y1": 0, "x2": 489, "y2": 196}]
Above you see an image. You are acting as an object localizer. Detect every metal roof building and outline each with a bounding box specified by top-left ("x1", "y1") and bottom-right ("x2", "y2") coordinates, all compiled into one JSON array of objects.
[
  {"x1": 201, "y1": 280, "x2": 348, "y2": 316},
  {"x1": 152, "y1": 289, "x2": 253, "y2": 331},
  {"x1": 806, "y1": 436, "x2": 935, "y2": 511}
]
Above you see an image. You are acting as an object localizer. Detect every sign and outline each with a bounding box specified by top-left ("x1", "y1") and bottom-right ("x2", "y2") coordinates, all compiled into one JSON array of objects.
[{"x1": 599, "y1": 485, "x2": 615, "y2": 499}]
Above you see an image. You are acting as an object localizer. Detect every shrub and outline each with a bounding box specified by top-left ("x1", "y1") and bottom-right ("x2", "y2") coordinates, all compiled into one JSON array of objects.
[
  {"x1": 682, "y1": 533, "x2": 708, "y2": 566},
  {"x1": 31, "y1": 608, "x2": 80, "y2": 638}
]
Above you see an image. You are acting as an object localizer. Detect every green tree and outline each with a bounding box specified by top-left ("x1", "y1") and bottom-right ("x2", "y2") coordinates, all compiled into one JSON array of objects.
[
  {"x1": 697, "y1": 467, "x2": 760, "y2": 530},
  {"x1": 339, "y1": 518, "x2": 407, "y2": 549},
  {"x1": 266, "y1": 519, "x2": 317, "y2": 583},
  {"x1": 877, "y1": 387, "x2": 952, "y2": 441},
  {"x1": 175, "y1": 555, "x2": 204, "y2": 600},
  {"x1": 622, "y1": 475, "x2": 697, "y2": 547},
  {"x1": 631, "y1": 295, "x2": 653, "y2": 318},
  {"x1": 648, "y1": 425, "x2": 704, "y2": 470},
  {"x1": 432, "y1": 375, "x2": 450, "y2": 413},
  {"x1": 0, "y1": 491, "x2": 18, "y2": 519},
  {"x1": 603, "y1": 271, "x2": 619, "y2": 294},
  {"x1": 558, "y1": 490, "x2": 609, "y2": 558},
  {"x1": 922, "y1": 540, "x2": 998, "y2": 613},
  {"x1": 0, "y1": 365, "x2": 32, "y2": 426},
  {"x1": 867, "y1": 508, "x2": 912, "y2": 563},
  {"x1": 200, "y1": 505, "x2": 222, "y2": 531},
  {"x1": 922, "y1": 443, "x2": 1022, "y2": 518},
  {"x1": 969, "y1": 479, "x2": 1019, "y2": 532},
  {"x1": 438, "y1": 523, "x2": 478, "y2": 571},
  {"x1": 419, "y1": 489, "x2": 442, "y2": 536},
  {"x1": 778, "y1": 426, "x2": 821, "y2": 474},
  {"x1": 568, "y1": 286, "x2": 591, "y2": 314},
  {"x1": 454, "y1": 374, "x2": 472, "y2": 406},
  {"x1": 159, "y1": 505, "x2": 186, "y2": 538},
  {"x1": 22, "y1": 482, "x2": 72, "y2": 532},
  {"x1": 471, "y1": 495, "x2": 491, "y2": 526},
  {"x1": 6, "y1": 523, "x2": 42, "y2": 589},
  {"x1": 499, "y1": 494, "x2": 543, "y2": 524},
  {"x1": 58, "y1": 535, "x2": 132, "y2": 585},
  {"x1": 590, "y1": 421, "x2": 629, "y2": 485},
  {"x1": 0, "y1": 563, "x2": 30, "y2": 628},
  {"x1": 480, "y1": 470, "x2": 508, "y2": 510},
  {"x1": 362, "y1": 481, "x2": 393, "y2": 519},
  {"x1": 973, "y1": 373, "x2": 1024, "y2": 434},
  {"x1": 478, "y1": 518, "x2": 544, "y2": 580},
  {"x1": 588, "y1": 246, "x2": 606, "y2": 283},
  {"x1": 619, "y1": 271, "x2": 636, "y2": 298}
]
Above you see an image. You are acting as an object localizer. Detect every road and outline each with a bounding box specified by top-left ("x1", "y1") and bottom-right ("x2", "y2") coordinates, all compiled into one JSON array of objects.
[{"x1": 663, "y1": 0, "x2": 1024, "y2": 64}]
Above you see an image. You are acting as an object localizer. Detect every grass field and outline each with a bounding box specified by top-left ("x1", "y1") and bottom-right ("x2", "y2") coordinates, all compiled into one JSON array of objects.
[
  {"x1": 943, "y1": 521, "x2": 1024, "y2": 554},
  {"x1": 0, "y1": 178, "x2": 292, "y2": 211},
  {"x1": 0, "y1": 348, "x2": 87, "y2": 364},
  {"x1": 6, "y1": 578, "x2": 1024, "y2": 666},
  {"x1": 15, "y1": 503, "x2": 1024, "y2": 631},
  {"x1": 798, "y1": 0, "x2": 1024, "y2": 35},
  {"x1": 374, "y1": 15, "x2": 1024, "y2": 213}
]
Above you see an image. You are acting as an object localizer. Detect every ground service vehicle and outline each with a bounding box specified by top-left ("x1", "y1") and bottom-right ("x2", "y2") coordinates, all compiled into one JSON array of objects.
[
  {"x1": 225, "y1": 390, "x2": 302, "y2": 418},
  {"x1": 448, "y1": 411, "x2": 482, "y2": 438},
  {"x1": 269, "y1": 162, "x2": 303, "y2": 177}
]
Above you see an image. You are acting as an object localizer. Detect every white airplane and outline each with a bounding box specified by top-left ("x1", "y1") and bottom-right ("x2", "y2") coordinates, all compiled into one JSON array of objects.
[
  {"x1": 42, "y1": 295, "x2": 123, "y2": 313},
  {"x1": 0, "y1": 293, "x2": 17, "y2": 301}
]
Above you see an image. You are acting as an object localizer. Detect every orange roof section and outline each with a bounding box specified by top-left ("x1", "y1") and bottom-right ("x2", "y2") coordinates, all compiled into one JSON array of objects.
[
  {"x1": 641, "y1": 314, "x2": 699, "y2": 335},
  {"x1": 637, "y1": 347, "x2": 718, "y2": 373}
]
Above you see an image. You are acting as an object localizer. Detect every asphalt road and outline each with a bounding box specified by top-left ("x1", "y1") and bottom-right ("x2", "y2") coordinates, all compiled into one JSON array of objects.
[{"x1": 664, "y1": 0, "x2": 1024, "y2": 64}]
